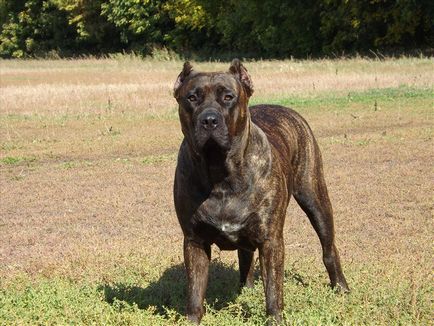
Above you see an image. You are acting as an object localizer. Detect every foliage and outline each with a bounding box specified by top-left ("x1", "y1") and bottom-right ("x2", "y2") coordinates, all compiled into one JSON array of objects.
[
  {"x1": 320, "y1": 0, "x2": 434, "y2": 54},
  {"x1": 100, "y1": 0, "x2": 169, "y2": 52},
  {"x1": 0, "y1": 0, "x2": 76, "y2": 57},
  {"x1": 0, "y1": 0, "x2": 432, "y2": 58},
  {"x1": 199, "y1": 0, "x2": 325, "y2": 58},
  {"x1": 162, "y1": 0, "x2": 214, "y2": 55},
  {"x1": 56, "y1": 0, "x2": 121, "y2": 52}
]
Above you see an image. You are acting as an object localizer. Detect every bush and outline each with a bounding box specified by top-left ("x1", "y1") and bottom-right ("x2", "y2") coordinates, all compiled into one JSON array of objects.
[{"x1": 0, "y1": 0, "x2": 432, "y2": 58}]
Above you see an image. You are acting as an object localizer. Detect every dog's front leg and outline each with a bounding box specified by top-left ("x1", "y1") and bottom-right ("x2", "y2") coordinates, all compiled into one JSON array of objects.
[
  {"x1": 259, "y1": 237, "x2": 284, "y2": 325},
  {"x1": 184, "y1": 238, "x2": 211, "y2": 324}
]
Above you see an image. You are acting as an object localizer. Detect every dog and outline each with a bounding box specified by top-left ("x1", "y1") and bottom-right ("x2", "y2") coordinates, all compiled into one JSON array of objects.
[{"x1": 173, "y1": 59, "x2": 349, "y2": 324}]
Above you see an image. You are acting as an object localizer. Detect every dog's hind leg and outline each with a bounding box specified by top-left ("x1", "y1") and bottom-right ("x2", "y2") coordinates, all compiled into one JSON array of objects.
[
  {"x1": 238, "y1": 249, "x2": 255, "y2": 288},
  {"x1": 293, "y1": 142, "x2": 350, "y2": 292}
]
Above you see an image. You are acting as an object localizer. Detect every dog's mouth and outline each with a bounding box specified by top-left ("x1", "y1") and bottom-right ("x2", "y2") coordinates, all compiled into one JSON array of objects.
[
  {"x1": 195, "y1": 126, "x2": 230, "y2": 152},
  {"x1": 202, "y1": 138, "x2": 228, "y2": 160},
  {"x1": 201, "y1": 134, "x2": 229, "y2": 149},
  {"x1": 201, "y1": 138, "x2": 230, "y2": 181}
]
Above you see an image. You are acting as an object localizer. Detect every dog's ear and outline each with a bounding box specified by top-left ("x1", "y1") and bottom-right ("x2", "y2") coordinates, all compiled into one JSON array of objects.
[
  {"x1": 174, "y1": 61, "x2": 194, "y2": 98},
  {"x1": 229, "y1": 59, "x2": 254, "y2": 97}
]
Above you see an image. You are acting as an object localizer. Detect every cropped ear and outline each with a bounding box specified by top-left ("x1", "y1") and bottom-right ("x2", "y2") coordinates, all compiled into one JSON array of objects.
[
  {"x1": 229, "y1": 59, "x2": 254, "y2": 97},
  {"x1": 174, "y1": 61, "x2": 194, "y2": 98}
]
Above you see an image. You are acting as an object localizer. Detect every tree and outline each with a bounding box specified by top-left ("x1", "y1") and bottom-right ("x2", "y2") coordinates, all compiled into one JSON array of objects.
[
  {"x1": 320, "y1": 0, "x2": 434, "y2": 54},
  {"x1": 0, "y1": 0, "x2": 75, "y2": 57}
]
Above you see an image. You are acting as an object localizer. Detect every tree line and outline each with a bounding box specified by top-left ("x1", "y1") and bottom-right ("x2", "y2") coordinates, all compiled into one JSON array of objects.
[{"x1": 0, "y1": 0, "x2": 433, "y2": 59}]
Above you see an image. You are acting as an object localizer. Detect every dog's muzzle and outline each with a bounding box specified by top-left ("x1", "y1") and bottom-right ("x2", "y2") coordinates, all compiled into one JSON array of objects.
[
  {"x1": 195, "y1": 108, "x2": 228, "y2": 149},
  {"x1": 198, "y1": 109, "x2": 220, "y2": 131}
]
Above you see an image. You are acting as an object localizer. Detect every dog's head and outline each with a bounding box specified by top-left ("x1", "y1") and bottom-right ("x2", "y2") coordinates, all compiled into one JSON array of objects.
[{"x1": 174, "y1": 59, "x2": 253, "y2": 154}]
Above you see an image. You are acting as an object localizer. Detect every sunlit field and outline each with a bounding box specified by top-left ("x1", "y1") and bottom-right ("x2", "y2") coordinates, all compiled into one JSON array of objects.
[{"x1": 0, "y1": 57, "x2": 433, "y2": 325}]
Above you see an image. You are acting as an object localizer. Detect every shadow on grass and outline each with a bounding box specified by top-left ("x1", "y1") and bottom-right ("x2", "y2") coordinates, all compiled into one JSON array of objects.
[{"x1": 99, "y1": 260, "x2": 240, "y2": 316}]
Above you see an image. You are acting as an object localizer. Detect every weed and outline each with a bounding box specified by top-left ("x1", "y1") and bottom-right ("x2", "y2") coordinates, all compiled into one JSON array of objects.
[
  {"x1": 142, "y1": 153, "x2": 176, "y2": 165},
  {"x1": 62, "y1": 161, "x2": 76, "y2": 169},
  {"x1": 0, "y1": 156, "x2": 35, "y2": 165}
]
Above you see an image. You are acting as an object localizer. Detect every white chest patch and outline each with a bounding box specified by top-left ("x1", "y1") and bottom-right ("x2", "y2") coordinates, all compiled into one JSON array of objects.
[{"x1": 220, "y1": 222, "x2": 242, "y2": 234}]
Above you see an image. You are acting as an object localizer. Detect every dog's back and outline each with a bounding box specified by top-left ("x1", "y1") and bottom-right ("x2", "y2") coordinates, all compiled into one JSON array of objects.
[{"x1": 250, "y1": 104, "x2": 324, "y2": 193}]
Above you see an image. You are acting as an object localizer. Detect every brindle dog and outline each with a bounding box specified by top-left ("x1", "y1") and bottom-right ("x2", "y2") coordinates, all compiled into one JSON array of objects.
[{"x1": 173, "y1": 59, "x2": 349, "y2": 324}]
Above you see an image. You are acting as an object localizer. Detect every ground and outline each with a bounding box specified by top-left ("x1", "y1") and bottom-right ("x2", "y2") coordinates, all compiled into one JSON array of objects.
[{"x1": 0, "y1": 57, "x2": 433, "y2": 325}]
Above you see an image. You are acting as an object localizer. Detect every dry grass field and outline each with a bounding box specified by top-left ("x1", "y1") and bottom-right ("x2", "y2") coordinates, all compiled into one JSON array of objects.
[{"x1": 0, "y1": 57, "x2": 433, "y2": 325}]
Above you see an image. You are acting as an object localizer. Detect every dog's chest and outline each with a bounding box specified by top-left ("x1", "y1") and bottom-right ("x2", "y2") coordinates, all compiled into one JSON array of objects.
[{"x1": 194, "y1": 191, "x2": 262, "y2": 250}]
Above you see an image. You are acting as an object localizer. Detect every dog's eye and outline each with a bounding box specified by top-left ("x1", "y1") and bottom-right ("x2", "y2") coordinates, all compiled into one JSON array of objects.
[
  {"x1": 224, "y1": 94, "x2": 234, "y2": 101},
  {"x1": 187, "y1": 95, "x2": 197, "y2": 102}
]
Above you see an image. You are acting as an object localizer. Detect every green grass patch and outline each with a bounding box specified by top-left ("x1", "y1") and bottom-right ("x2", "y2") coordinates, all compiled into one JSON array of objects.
[
  {"x1": 61, "y1": 161, "x2": 77, "y2": 169},
  {"x1": 53, "y1": 160, "x2": 94, "y2": 169},
  {"x1": 0, "y1": 261, "x2": 430, "y2": 325},
  {"x1": 0, "y1": 156, "x2": 36, "y2": 165},
  {"x1": 251, "y1": 85, "x2": 433, "y2": 111},
  {"x1": 142, "y1": 153, "x2": 177, "y2": 165}
]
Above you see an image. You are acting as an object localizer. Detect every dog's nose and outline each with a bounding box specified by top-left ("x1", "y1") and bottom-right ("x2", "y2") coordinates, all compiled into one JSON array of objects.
[{"x1": 201, "y1": 112, "x2": 219, "y2": 130}]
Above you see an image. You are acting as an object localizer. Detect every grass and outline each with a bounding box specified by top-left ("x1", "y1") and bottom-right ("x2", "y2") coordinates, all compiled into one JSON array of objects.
[
  {"x1": 1, "y1": 86, "x2": 431, "y2": 164},
  {"x1": 0, "y1": 57, "x2": 433, "y2": 325},
  {"x1": 252, "y1": 85, "x2": 433, "y2": 109},
  {"x1": 142, "y1": 153, "x2": 177, "y2": 165},
  {"x1": 0, "y1": 156, "x2": 36, "y2": 165},
  {"x1": 0, "y1": 261, "x2": 430, "y2": 325}
]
